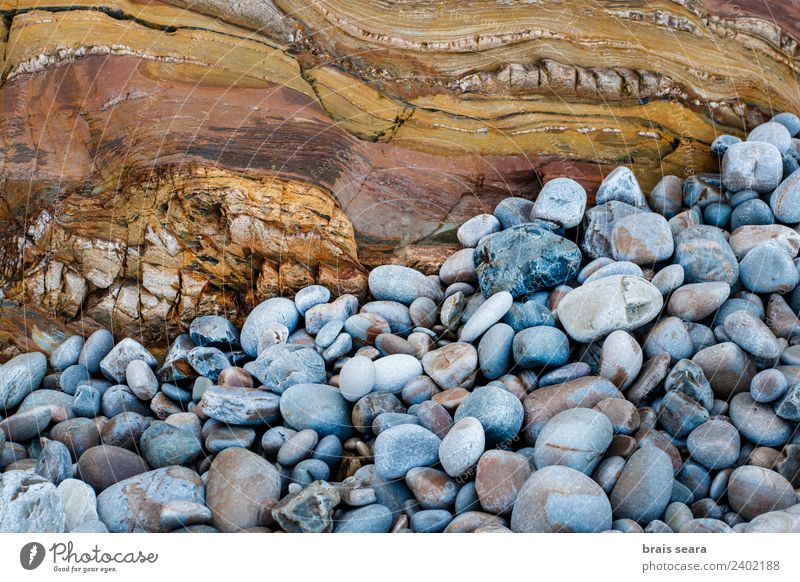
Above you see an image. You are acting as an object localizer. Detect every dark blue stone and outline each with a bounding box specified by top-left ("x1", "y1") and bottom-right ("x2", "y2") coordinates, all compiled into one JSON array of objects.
[
  {"x1": 501, "y1": 300, "x2": 555, "y2": 332},
  {"x1": 730, "y1": 198, "x2": 773, "y2": 230}
]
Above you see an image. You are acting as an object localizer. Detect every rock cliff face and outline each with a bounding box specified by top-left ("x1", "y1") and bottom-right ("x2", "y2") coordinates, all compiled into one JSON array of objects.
[{"x1": 1, "y1": 0, "x2": 798, "y2": 353}]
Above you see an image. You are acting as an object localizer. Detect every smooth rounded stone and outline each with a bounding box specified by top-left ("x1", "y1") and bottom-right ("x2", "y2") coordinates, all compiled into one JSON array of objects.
[
  {"x1": 612, "y1": 518, "x2": 644, "y2": 533},
  {"x1": 745, "y1": 509, "x2": 800, "y2": 533},
  {"x1": 722, "y1": 141, "x2": 783, "y2": 193},
  {"x1": 95, "y1": 466, "x2": 203, "y2": 533},
  {"x1": 414, "y1": 400, "x2": 451, "y2": 440},
  {"x1": 747, "y1": 446, "x2": 781, "y2": 469},
  {"x1": 0, "y1": 471, "x2": 65, "y2": 533},
  {"x1": 454, "y1": 385, "x2": 523, "y2": 446},
  {"x1": 279, "y1": 383, "x2": 351, "y2": 438},
  {"x1": 294, "y1": 285, "x2": 330, "y2": 316},
  {"x1": 158, "y1": 499, "x2": 212, "y2": 531},
  {"x1": 345, "y1": 312, "x2": 392, "y2": 347},
  {"x1": 557, "y1": 276, "x2": 663, "y2": 343},
  {"x1": 531, "y1": 177, "x2": 587, "y2": 228},
  {"x1": 711, "y1": 134, "x2": 741, "y2": 156},
  {"x1": 674, "y1": 226, "x2": 739, "y2": 285},
  {"x1": 538, "y1": 362, "x2": 591, "y2": 388},
  {"x1": 374, "y1": 333, "x2": 416, "y2": 357},
  {"x1": 730, "y1": 198, "x2": 773, "y2": 231},
  {"x1": 593, "y1": 398, "x2": 640, "y2": 435},
  {"x1": 729, "y1": 392, "x2": 793, "y2": 447},
  {"x1": 772, "y1": 168, "x2": 800, "y2": 223},
  {"x1": 494, "y1": 196, "x2": 534, "y2": 228},
  {"x1": 583, "y1": 261, "x2": 644, "y2": 284},
  {"x1": 0, "y1": 441, "x2": 26, "y2": 469},
  {"x1": 668, "y1": 207, "x2": 703, "y2": 237},
  {"x1": 204, "y1": 448, "x2": 281, "y2": 533},
  {"x1": 200, "y1": 385, "x2": 280, "y2": 426},
  {"x1": 354, "y1": 464, "x2": 414, "y2": 514},
  {"x1": 727, "y1": 466, "x2": 796, "y2": 520},
  {"x1": 663, "y1": 359, "x2": 713, "y2": 411},
  {"x1": 474, "y1": 223, "x2": 582, "y2": 298},
  {"x1": 410, "y1": 509, "x2": 453, "y2": 533},
  {"x1": 739, "y1": 240, "x2": 800, "y2": 293},
  {"x1": 122, "y1": 359, "x2": 157, "y2": 401},
  {"x1": 523, "y1": 376, "x2": 623, "y2": 442},
  {"x1": 401, "y1": 376, "x2": 437, "y2": 406},
  {"x1": 664, "y1": 502, "x2": 694, "y2": 533},
  {"x1": 438, "y1": 417, "x2": 485, "y2": 477},
  {"x1": 304, "y1": 295, "x2": 359, "y2": 336},
  {"x1": 610, "y1": 213, "x2": 674, "y2": 265},
  {"x1": 595, "y1": 166, "x2": 647, "y2": 208},
  {"x1": 140, "y1": 423, "x2": 202, "y2": 468},
  {"x1": 704, "y1": 202, "x2": 732, "y2": 228},
  {"x1": 99, "y1": 412, "x2": 150, "y2": 450},
  {"x1": 205, "y1": 425, "x2": 255, "y2": 454},
  {"x1": 160, "y1": 383, "x2": 191, "y2": 407},
  {"x1": 34, "y1": 439, "x2": 72, "y2": 485},
  {"x1": 240, "y1": 297, "x2": 300, "y2": 357},
  {"x1": 51, "y1": 336, "x2": 84, "y2": 372},
  {"x1": 0, "y1": 352, "x2": 47, "y2": 409},
  {"x1": 748, "y1": 121, "x2": 792, "y2": 154},
  {"x1": 315, "y1": 320, "x2": 343, "y2": 350},
  {"x1": 606, "y1": 434, "x2": 637, "y2": 457},
  {"x1": 723, "y1": 310, "x2": 781, "y2": 359},
  {"x1": 679, "y1": 518, "x2": 732, "y2": 533},
  {"x1": 643, "y1": 317, "x2": 693, "y2": 363},
  {"x1": 647, "y1": 175, "x2": 683, "y2": 218},
  {"x1": 472, "y1": 450, "x2": 532, "y2": 515},
  {"x1": 372, "y1": 412, "x2": 419, "y2": 435},
  {"x1": 78, "y1": 329, "x2": 114, "y2": 376},
  {"x1": 651, "y1": 264, "x2": 685, "y2": 295},
  {"x1": 625, "y1": 354, "x2": 671, "y2": 407},
  {"x1": 578, "y1": 257, "x2": 615, "y2": 283},
  {"x1": 261, "y1": 426, "x2": 297, "y2": 459},
  {"x1": 686, "y1": 322, "x2": 716, "y2": 353},
  {"x1": 439, "y1": 249, "x2": 477, "y2": 286},
  {"x1": 291, "y1": 459, "x2": 330, "y2": 487},
  {"x1": 774, "y1": 382, "x2": 800, "y2": 421},
  {"x1": 644, "y1": 519, "x2": 673, "y2": 533},
  {"x1": 421, "y1": 343, "x2": 478, "y2": 390},
  {"x1": 409, "y1": 297, "x2": 438, "y2": 330},
  {"x1": 460, "y1": 291, "x2": 513, "y2": 343},
  {"x1": 362, "y1": 302, "x2": 415, "y2": 336},
  {"x1": 458, "y1": 214, "x2": 502, "y2": 248},
  {"x1": 598, "y1": 330, "x2": 642, "y2": 390},
  {"x1": 188, "y1": 315, "x2": 239, "y2": 350},
  {"x1": 773, "y1": 445, "x2": 800, "y2": 487},
  {"x1": 453, "y1": 482, "x2": 481, "y2": 515},
  {"x1": 77, "y1": 445, "x2": 149, "y2": 492},
  {"x1": 444, "y1": 511, "x2": 506, "y2": 533},
  {"x1": 709, "y1": 469, "x2": 731, "y2": 500},
  {"x1": 583, "y1": 201, "x2": 646, "y2": 259},
  {"x1": 352, "y1": 393, "x2": 405, "y2": 433},
  {"x1": 333, "y1": 504, "x2": 393, "y2": 533},
  {"x1": 70, "y1": 384, "x2": 100, "y2": 418},
  {"x1": 17, "y1": 389, "x2": 74, "y2": 422},
  {"x1": 686, "y1": 420, "x2": 739, "y2": 470},
  {"x1": 772, "y1": 112, "x2": 800, "y2": 136},
  {"x1": 713, "y1": 297, "x2": 765, "y2": 328},
  {"x1": 610, "y1": 447, "x2": 674, "y2": 524},
  {"x1": 675, "y1": 460, "x2": 710, "y2": 501},
  {"x1": 692, "y1": 342, "x2": 755, "y2": 400},
  {"x1": 534, "y1": 408, "x2": 613, "y2": 474},
  {"x1": 98, "y1": 338, "x2": 156, "y2": 384},
  {"x1": 338, "y1": 356, "x2": 376, "y2": 403},
  {"x1": 58, "y1": 364, "x2": 90, "y2": 396},
  {"x1": 405, "y1": 467, "x2": 458, "y2": 510},
  {"x1": 433, "y1": 387, "x2": 470, "y2": 413},
  {"x1": 511, "y1": 465, "x2": 612, "y2": 533},
  {"x1": 512, "y1": 326, "x2": 570, "y2": 369},
  {"x1": 99, "y1": 384, "x2": 150, "y2": 418},
  {"x1": 368, "y1": 265, "x2": 442, "y2": 306},
  {"x1": 592, "y1": 456, "x2": 626, "y2": 495},
  {"x1": 0, "y1": 406, "x2": 51, "y2": 442},
  {"x1": 57, "y1": 478, "x2": 98, "y2": 532},
  {"x1": 477, "y1": 323, "x2": 514, "y2": 381},
  {"x1": 50, "y1": 418, "x2": 100, "y2": 460},
  {"x1": 373, "y1": 424, "x2": 441, "y2": 479},
  {"x1": 373, "y1": 354, "x2": 423, "y2": 394},
  {"x1": 667, "y1": 281, "x2": 731, "y2": 322},
  {"x1": 321, "y1": 333, "x2": 352, "y2": 363},
  {"x1": 501, "y1": 300, "x2": 555, "y2": 332},
  {"x1": 769, "y1": 294, "x2": 800, "y2": 340}
]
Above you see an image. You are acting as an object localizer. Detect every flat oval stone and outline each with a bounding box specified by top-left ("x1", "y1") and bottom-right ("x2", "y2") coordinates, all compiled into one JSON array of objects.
[
  {"x1": 727, "y1": 466, "x2": 796, "y2": 520},
  {"x1": 51, "y1": 336, "x2": 84, "y2": 372},
  {"x1": 748, "y1": 121, "x2": 792, "y2": 153},
  {"x1": 686, "y1": 420, "x2": 739, "y2": 470},
  {"x1": 474, "y1": 223, "x2": 582, "y2": 298},
  {"x1": 477, "y1": 323, "x2": 514, "y2": 380},
  {"x1": 557, "y1": 275, "x2": 663, "y2": 343},
  {"x1": 77, "y1": 445, "x2": 149, "y2": 492},
  {"x1": 438, "y1": 417, "x2": 485, "y2": 477},
  {"x1": 280, "y1": 383, "x2": 352, "y2": 438},
  {"x1": 361, "y1": 301, "x2": 415, "y2": 336},
  {"x1": 50, "y1": 418, "x2": 100, "y2": 460},
  {"x1": 454, "y1": 385, "x2": 524, "y2": 446},
  {"x1": 582, "y1": 201, "x2": 645, "y2": 259},
  {"x1": 651, "y1": 264, "x2": 685, "y2": 295},
  {"x1": 460, "y1": 291, "x2": 513, "y2": 343},
  {"x1": 458, "y1": 213, "x2": 501, "y2": 247},
  {"x1": 534, "y1": 408, "x2": 613, "y2": 474},
  {"x1": 610, "y1": 447, "x2": 673, "y2": 524},
  {"x1": 439, "y1": 248, "x2": 477, "y2": 285},
  {"x1": 101, "y1": 412, "x2": 151, "y2": 450},
  {"x1": 369, "y1": 265, "x2": 442, "y2": 305},
  {"x1": 512, "y1": 326, "x2": 570, "y2": 368},
  {"x1": 751, "y1": 369, "x2": 788, "y2": 403},
  {"x1": 97, "y1": 466, "x2": 204, "y2": 533},
  {"x1": 0, "y1": 352, "x2": 47, "y2": 409},
  {"x1": 373, "y1": 424, "x2": 441, "y2": 479},
  {"x1": 494, "y1": 196, "x2": 534, "y2": 228},
  {"x1": 771, "y1": 168, "x2": 800, "y2": 223},
  {"x1": 724, "y1": 310, "x2": 781, "y2": 359},
  {"x1": 729, "y1": 392, "x2": 793, "y2": 447},
  {"x1": 125, "y1": 359, "x2": 158, "y2": 400},
  {"x1": 57, "y1": 478, "x2": 98, "y2": 532},
  {"x1": 739, "y1": 240, "x2": 800, "y2": 293},
  {"x1": 501, "y1": 300, "x2": 555, "y2": 332},
  {"x1": 294, "y1": 285, "x2": 330, "y2": 316},
  {"x1": 692, "y1": 342, "x2": 755, "y2": 400},
  {"x1": 667, "y1": 282, "x2": 731, "y2": 322},
  {"x1": 539, "y1": 362, "x2": 591, "y2": 388},
  {"x1": 611, "y1": 212, "x2": 674, "y2": 265},
  {"x1": 200, "y1": 385, "x2": 280, "y2": 426},
  {"x1": 475, "y1": 450, "x2": 533, "y2": 514},
  {"x1": 674, "y1": 225, "x2": 739, "y2": 285},
  {"x1": 410, "y1": 509, "x2": 453, "y2": 533},
  {"x1": 729, "y1": 224, "x2": 800, "y2": 259},
  {"x1": 339, "y1": 356, "x2": 376, "y2": 402},
  {"x1": 79, "y1": 329, "x2": 114, "y2": 375},
  {"x1": 722, "y1": 141, "x2": 783, "y2": 193},
  {"x1": 0, "y1": 406, "x2": 52, "y2": 442},
  {"x1": 598, "y1": 330, "x2": 642, "y2": 389},
  {"x1": 531, "y1": 177, "x2": 587, "y2": 228},
  {"x1": 206, "y1": 448, "x2": 281, "y2": 532},
  {"x1": 373, "y1": 354, "x2": 423, "y2": 393},
  {"x1": 240, "y1": 297, "x2": 300, "y2": 356},
  {"x1": 333, "y1": 504, "x2": 393, "y2": 533},
  {"x1": 421, "y1": 345, "x2": 477, "y2": 393},
  {"x1": 511, "y1": 465, "x2": 612, "y2": 532},
  {"x1": 593, "y1": 398, "x2": 640, "y2": 435}
]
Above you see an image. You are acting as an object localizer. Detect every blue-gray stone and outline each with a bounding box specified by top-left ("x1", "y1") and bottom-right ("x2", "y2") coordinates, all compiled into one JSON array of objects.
[
  {"x1": 710, "y1": 134, "x2": 740, "y2": 156},
  {"x1": 410, "y1": 509, "x2": 452, "y2": 533},
  {"x1": 361, "y1": 301, "x2": 414, "y2": 336},
  {"x1": 674, "y1": 225, "x2": 739, "y2": 285},
  {"x1": 240, "y1": 297, "x2": 300, "y2": 356},
  {"x1": 664, "y1": 359, "x2": 713, "y2": 411},
  {"x1": 730, "y1": 189, "x2": 759, "y2": 207},
  {"x1": 334, "y1": 504, "x2": 393, "y2": 533},
  {"x1": 161, "y1": 383, "x2": 192, "y2": 406},
  {"x1": 595, "y1": 166, "x2": 647, "y2": 208},
  {"x1": 748, "y1": 121, "x2": 792, "y2": 154},
  {"x1": 774, "y1": 382, "x2": 800, "y2": 421},
  {"x1": 315, "y1": 320, "x2": 344, "y2": 349},
  {"x1": 686, "y1": 420, "x2": 739, "y2": 470},
  {"x1": 245, "y1": 345, "x2": 326, "y2": 394},
  {"x1": 189, "y1": 315, "x2": 240, "y2": 349},
  {"x1": 583, "y1": 260, "x2": 643, "y2": 283},
  {"x1": 533, "y1": 408, "x2": 613, "y2": 475},
  {"x1": 100, "y1": 385, "x2": 152, "y2": 418},
  {"x1": 501, "y1": 300, "x2": 555, "y2": 332},
  {"x1": 712, "y1": 297, "x2": 764, "y2": 327},
  {"x1": 454, "y1": 481, "x2": 481, "y2": 514},
  {"x1": 512, "y1": 326, "x2": 570, "y2": 369},
  {"x1": 683, "y1": 176, "x2": 724, "y2": 208},
  {"x1": 477, "y1": 323, "x2": 514, "y2": 380},
  {"x1": 291, "y1": 459, "x2": 330, "y2": 487},
  {"x1": 280, "y1": 383, "x2": 353, "y2": 438},
  {"x1": 739, "y1": 240, "x2": 799, "y2": 293},
  {"x1": 474, "y1": 223, "x2": 582, "y2": 298},
  {"x1": 312, "y1": 434, "x2": 343, "y2": 469},
  {"x1": 322, "y1": 333, "x2": 352, "y2": 363},
  {"x1": 722, "y1": 141, "x2": 783, "y2": 193},
  {"x1": 454, "y1": 385, "x2": 523, "y2": 446},
  {"x1": 79, "y1": 329, "x2": 114, "y2": 375},
  {"x1": 658, "y1": 390, "x2": 708, "y2": 438},
  {"x1": 187, "y1": 347, "x2": 230, "y2": 382},
  {"x1": 59, "y1": 364, "x2": 90, "y2": 396},
  {"x1": 34, "y1": 439, "x2": 72, "y2": 485},
  {"x1": 368, "y1": 265, "x2": 442, "y2": 305},
  {"x1": 750, "y1": 369, "x2": 787, "y2": 403},
  {"x1": 51, "y1": 336, "x2": 84, "y2": 372},
  {"x1": 372, "y1": 412, "x2": 419, "y2": 435},
  {"x1": 353, "y1": 464, "x2": 414, "y2": 514},
  {"x1": 71, "y1": 384, "x2": 101, "y2": 418},
  {"x1": 730, "y1": 198, "x2": 773, "y2": 230},
  {"x1": 494, "y1": 197, "x2": 534, "y2": 228},
  {"x1": 772, "y1": 112, "x2": 800, "y2": 136},
  {"x1": 0, "y1": 352, "x2": 47, "y2": 410},
  {"x1": 703, "y1": 203, "x2": 732, "y2": 228},
  {"x1": 610, "y1": 447, "x2": 673, "y2": 524},
  {"x1": 373, "y1": 424, "x2": 441, "y2": 479},
  {"x1": 647, "y1": 175, "x2": 683, "y2": 218},
  {"x1": 99, "y1": 338, "x2": 157, "y2": 384},
  {"x1": 140, "y1": 422, "x2": 202, "y2": 468},
  {"x1": 458, "y1": 214, "x2": 502, "y2": 247},
  {"x1": 538, "y1": 362, "x2": 591, "y2": 388},
  {"x1": 295, "y1": 285, "x2": 330, "y2": 316},
  {"x1": 677, "y1": 460, "x2": 711, "y2": 501}
]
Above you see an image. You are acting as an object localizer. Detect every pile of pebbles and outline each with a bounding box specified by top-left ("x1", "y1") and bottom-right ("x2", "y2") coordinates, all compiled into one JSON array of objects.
[{"x1": 3, "y1": 114, "x2": 800, "y2": 534}]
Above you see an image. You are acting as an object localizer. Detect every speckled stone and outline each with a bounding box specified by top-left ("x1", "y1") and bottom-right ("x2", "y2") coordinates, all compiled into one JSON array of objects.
[
  {"x1": 534, "y1": 408, "x2": 613, "y2": 474},
  {"x1": 531, "y1": 177, "x2": 587, "y2": 228},
  {"x1": 458, "y1": 214, "x2": 502, "y2": 248},
  {"x1": 595, "y1": 166, "x2": 647, "y2": 208},
  {"x1": 722, "y1": 141, "x2": 783, "y2": 193},
  {"x1": 140, "y1": 422, "x2": 202, "y2": 468},
  {"x1": 373, "y1": 424, "x2": 441, "y2": 479},
  {"x1": 511, "y1": 465, "x2": 612, "y2": 533}
]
